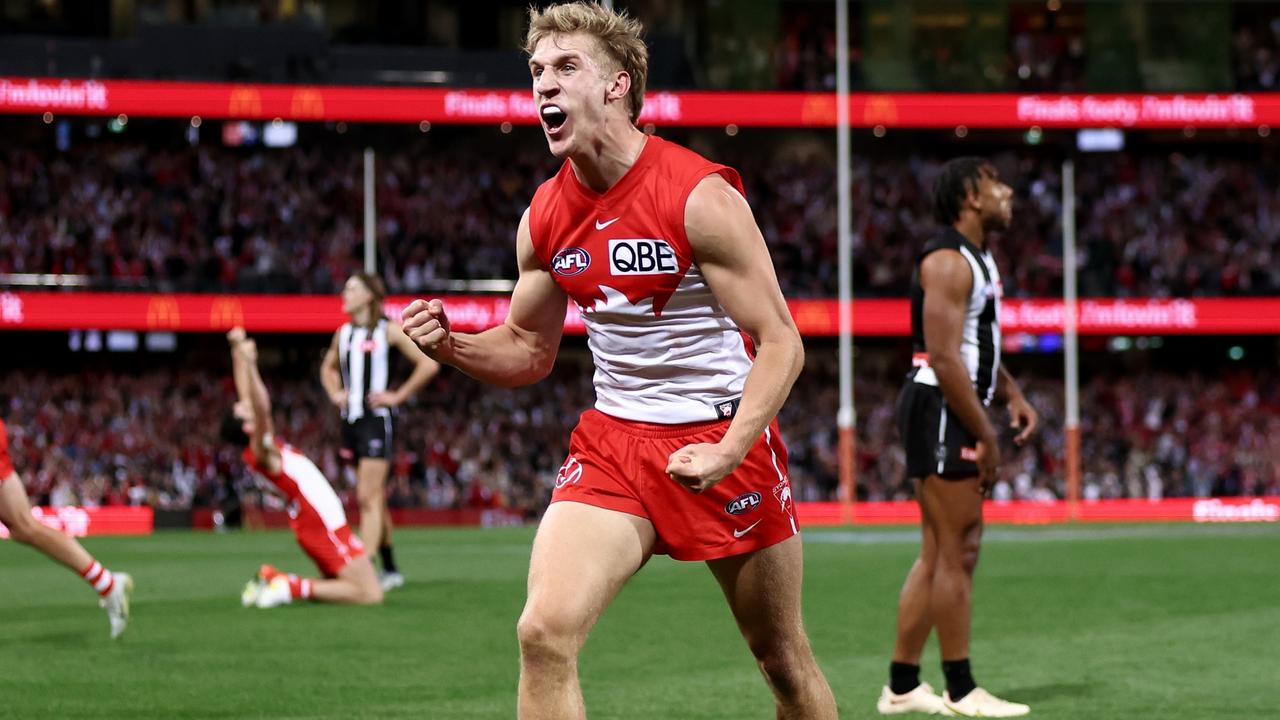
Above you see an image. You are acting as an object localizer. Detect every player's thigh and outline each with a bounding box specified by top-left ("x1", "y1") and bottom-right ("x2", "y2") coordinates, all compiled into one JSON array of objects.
[
  {"x1": 913, "y1": 477, "x2": 939, "y2": 566},
  {"x1": 522, "y1": 500, "x2": 656, "y2": 640},
  {"x1": 918, "y1": 476, "x2": 984, "y2": 554},
  {"x1": 356, "y1": 458, "x2": 389, "y2": 493},
  {"x1": 337, "y1": 554, "x2": 381, "y2": 594},
  {"x1": 706, "y1": 534, "x2": 811, "y2": 656},
  {"x1": 0, "y1": 472, "x2": 34, "y2": 528}
]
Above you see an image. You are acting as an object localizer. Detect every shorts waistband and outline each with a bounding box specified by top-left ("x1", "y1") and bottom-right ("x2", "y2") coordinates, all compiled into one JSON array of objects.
[{"x1": 584, "y1": 408, "x2": 729, "y2": 439}]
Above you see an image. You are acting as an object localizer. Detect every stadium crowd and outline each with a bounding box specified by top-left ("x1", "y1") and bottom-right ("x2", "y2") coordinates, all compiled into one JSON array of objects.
[
  {"x1": 2, "y1": 353, "x2": 1275, "y2": 514},
  {"x1": 2, "y1": 139, "x2": 1278, "y2": 299}
]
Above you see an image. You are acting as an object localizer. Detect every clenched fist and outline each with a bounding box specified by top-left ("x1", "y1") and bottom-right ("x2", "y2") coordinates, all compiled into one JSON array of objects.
[{"x1": 401, "y1": 299, "x2": 454, "y2": 360}]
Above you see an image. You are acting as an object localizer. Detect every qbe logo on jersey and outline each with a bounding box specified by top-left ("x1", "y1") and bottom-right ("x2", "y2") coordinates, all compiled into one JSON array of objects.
[{"x1": 609, "y1": 239, "x2": 678, "y2": 276}]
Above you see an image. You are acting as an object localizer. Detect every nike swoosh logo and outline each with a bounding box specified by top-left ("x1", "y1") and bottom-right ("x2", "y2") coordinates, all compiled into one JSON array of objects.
[
  {"x1": 595, "y1": 217, "x2": 620, "y2": 230},
  {"x1": 733, "y1": 519, "x2": 763, "y2": 538}
]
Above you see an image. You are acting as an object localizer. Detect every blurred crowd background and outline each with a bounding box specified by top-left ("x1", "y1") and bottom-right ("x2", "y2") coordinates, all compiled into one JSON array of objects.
[{"x1": 2, "y1": 0, "x2": 1278, "y2": 517}]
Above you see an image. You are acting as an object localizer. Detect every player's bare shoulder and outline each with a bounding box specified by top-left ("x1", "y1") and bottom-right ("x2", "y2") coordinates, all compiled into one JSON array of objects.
[{"x1": 684, "y1": 173, "x2": 764, "y2": 263}]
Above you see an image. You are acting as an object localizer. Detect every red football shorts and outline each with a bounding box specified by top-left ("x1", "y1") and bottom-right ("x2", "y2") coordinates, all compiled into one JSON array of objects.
[
  {"x1": 550, "y1": 409, "x2": 799, "y2": 561},
  {"x1": 0, "y1": 419, "x2": 13, "y2": 479},
  {"x1": 290, "y1": 508, "x2": 365, "y2": 578}
]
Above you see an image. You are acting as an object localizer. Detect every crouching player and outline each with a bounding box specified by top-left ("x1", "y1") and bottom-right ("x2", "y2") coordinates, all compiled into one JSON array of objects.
[{"x1": 223, "y1": 328, "x2": 382, "y2": 608}]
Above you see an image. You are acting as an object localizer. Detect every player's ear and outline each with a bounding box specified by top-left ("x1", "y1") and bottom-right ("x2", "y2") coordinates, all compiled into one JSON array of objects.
[
  {"x1": 964, "y1": 178, "x2": 983, "y2": 211},
  {"x1": 608, "y1": 70, "x2": 630, "y2": 103}
]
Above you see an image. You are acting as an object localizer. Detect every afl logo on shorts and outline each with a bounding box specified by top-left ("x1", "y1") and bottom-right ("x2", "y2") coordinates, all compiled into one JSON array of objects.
[
  {"x1": 554, "y1": 457, "x2": 583, "y2": 489},
  {"x1": 552, "y1": 247, "x2": 591, "y2": 277},
  {"x1": 725, "y1": 492, "x2": 761, "y2": 516}
]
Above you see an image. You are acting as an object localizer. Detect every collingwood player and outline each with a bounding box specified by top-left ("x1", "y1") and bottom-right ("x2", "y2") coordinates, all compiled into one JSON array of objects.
[
  {"x1": 321, "y1": 272, "x2": 439, "y2": 590},
  {"x1": 878, "y1": 158, "x2": 1038, "y2": 718}
]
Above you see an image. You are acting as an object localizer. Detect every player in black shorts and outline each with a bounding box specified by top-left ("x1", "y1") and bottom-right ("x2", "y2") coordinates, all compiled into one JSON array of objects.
[
  {"x1": 877, "y1": 159, "x2": 1038, "y2": 718},
  {"x1": 321, "y1": 272, "x2": 438, "y2": 590}
]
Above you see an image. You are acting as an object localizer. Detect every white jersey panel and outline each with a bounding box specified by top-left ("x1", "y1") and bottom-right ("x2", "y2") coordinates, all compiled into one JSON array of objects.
[
  {"x1": 581, "y1": 266, "x2": 753, "y2": 423},
  {"x1": 280, "y1": 446, "x2": 348, "y2": 532}
]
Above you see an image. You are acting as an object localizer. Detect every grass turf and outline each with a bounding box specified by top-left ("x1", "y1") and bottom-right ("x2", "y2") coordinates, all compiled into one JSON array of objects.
[{"x1": 1, "y1": 522, "x2": 1276, "y2": 719}]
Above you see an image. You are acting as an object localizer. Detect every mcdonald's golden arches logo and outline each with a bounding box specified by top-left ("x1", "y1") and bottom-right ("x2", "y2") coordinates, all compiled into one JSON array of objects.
[
  {"x1": 209, "y1": 297, "x2": 245, "y2": 328},
  {"x1": 862, "y1": 95, "x2": 899, "y2": 125},
  {"x1": 800, "y1": 95, "x2": 836, "y2": 125},
  {"x1": 228, "y1": 86, "x2": 263, "y2": 117},
  {"x1": 290, "y1": 88, "x2": 325, "y2": 118},
  {"x1": 146, "y1": 296, "x2": 181, "y2": 328}
]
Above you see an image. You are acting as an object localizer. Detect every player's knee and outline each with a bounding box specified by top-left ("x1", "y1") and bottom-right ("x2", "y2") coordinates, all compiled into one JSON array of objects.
[
  {"x1": 750, "y1": 637, "x2": 813, "y2": 699},
  {"x1": 5, "y1": 514, "x2": 39, "y2": 545},
  {"x1": 360, "y1": 582, "x2": 384, "y2": 605},
  {"x1": 516, "y1": 612, "x2": 579, "y2": 666},
  {"x1": 937, "y1": 529, "x2": 981, "y2": 575}
]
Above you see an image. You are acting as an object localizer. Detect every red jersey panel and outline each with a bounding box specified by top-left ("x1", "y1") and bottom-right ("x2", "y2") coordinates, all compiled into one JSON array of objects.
[
  {"x1": 528, "y1": 135, "x2": 755, "y2": 424},
  {"x1": 242, "y1": 437, "x2": 349, "y2": 532}
]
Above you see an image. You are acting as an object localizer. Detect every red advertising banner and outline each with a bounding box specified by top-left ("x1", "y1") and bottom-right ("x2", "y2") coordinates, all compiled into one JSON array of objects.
[
  {"x1": 2, "y1": 292, "x2": 1279, "y2": 336},
  {"x1": 1, "y1": 77, "x2": 1278, "y2": 129},
  {"x1": 796, "y1": 497, "x2": 1280, "y2": 526},
  {"x1": 0, "y1": 506, "x2": 154, "y2": 538}
]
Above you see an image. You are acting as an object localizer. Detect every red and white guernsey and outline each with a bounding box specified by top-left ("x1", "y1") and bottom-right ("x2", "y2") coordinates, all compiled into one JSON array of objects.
[
  {"x1": 529, "y1": 135, "x2": 754, "y2": 424},
  {"x1": 242, "y1": 436, "x2": 347, "y2": 533}
]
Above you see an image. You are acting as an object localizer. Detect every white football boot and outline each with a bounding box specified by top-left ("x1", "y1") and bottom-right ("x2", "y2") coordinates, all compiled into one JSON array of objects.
[
  {"x1": 943, "y1": 688, "x2": 1030, "y2": 717},
  {"x1": 877, "y1": 682, "x2": 955, "y2": 715},
  {"x1": 100, "y1": 572, "x2": 134, "y2": 639},
  {"x1": 254, "y1": 576, "x2": 294, "y2": 608}
]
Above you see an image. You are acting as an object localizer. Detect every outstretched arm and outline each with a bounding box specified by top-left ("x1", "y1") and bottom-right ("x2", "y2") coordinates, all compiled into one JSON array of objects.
[
  {"x1": 401, "y1": 209, "x2": 569, "y2": 388},
  {"x1": 228, "y1": 328, "x2": 277, "y2": 469},
  {"x1": 666, "y1": 174, "x2": 806, "y2": 492}
]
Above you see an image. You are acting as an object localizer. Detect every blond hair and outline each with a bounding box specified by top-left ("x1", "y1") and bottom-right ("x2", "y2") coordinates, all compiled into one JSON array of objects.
[{"x1": 524, "y1": 2, "x2": 648, "y2": 124}]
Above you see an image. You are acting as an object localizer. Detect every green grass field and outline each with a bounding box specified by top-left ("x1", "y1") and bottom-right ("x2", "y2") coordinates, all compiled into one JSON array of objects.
[{"x1": 2, "y1": 523, "x2": 1277, "y2": 719}]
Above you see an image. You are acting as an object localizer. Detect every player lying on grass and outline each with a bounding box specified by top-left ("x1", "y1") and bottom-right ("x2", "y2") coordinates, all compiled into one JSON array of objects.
[
  {"x1": 222, "y1": 327, "x2": 383, "y2": 608},
  {"x1": 0, "y1": 418, "x2": 133, "y2": 638}
]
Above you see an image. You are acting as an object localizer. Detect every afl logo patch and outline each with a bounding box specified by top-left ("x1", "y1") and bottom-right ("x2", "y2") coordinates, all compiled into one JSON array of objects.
[
  {"x1": 552, "y1": 247, "x2": 591, "y2": 277},
  {"x1": 725, "y1": 492, "x2": 762, "y2": 516}
]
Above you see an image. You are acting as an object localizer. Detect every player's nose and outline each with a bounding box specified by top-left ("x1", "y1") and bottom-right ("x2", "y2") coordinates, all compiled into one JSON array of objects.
[{"x1": 534, "y1": 74, "x2": 559, "y2": 98}]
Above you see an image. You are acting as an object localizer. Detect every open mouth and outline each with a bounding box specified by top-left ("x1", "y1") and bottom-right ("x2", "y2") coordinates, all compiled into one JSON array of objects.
[{"x1": 540, "y1": 104, "x2": 567, "y2": 132}]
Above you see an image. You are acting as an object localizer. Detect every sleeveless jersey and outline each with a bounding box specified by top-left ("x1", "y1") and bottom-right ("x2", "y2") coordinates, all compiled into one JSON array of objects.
[
  {"x1": 242, "y1": 437, "x2": 347, "y2": 532},
  {"x1": 528, "y1": 135, "x2": 754, "y2": 424},
  {"x1": 907, "y1": 227, "x2": 1003, "y2": 406},
  {"x1": 337, "y1": 318, "x2": 391, "y2": 422}
]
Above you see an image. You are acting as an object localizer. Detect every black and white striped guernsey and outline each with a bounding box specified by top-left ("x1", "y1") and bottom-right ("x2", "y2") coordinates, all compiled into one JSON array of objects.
[
  {"x1": 337, "y1": 319, "x2": 392, "y2": 422},
  {"x1": 907, "y1": 228, "x2": 1003, "y2": 406}
]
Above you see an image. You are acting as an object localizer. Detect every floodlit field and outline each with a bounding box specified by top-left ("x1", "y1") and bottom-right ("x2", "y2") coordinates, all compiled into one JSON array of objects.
[{"x1": 2, "y1": 523, "x2": 1277, "y2": 719}]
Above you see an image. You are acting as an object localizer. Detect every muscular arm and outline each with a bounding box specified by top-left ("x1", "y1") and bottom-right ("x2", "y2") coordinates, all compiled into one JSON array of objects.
[
  {"x1": 685, "y1": 174, "x2": 805, "y2": 464},
  {"x1": 920, "y1": 251, "x2": 997, "y2": 446},
  {"x1": 402, "y1": 209, "x2": 568, "y2": 388}
]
